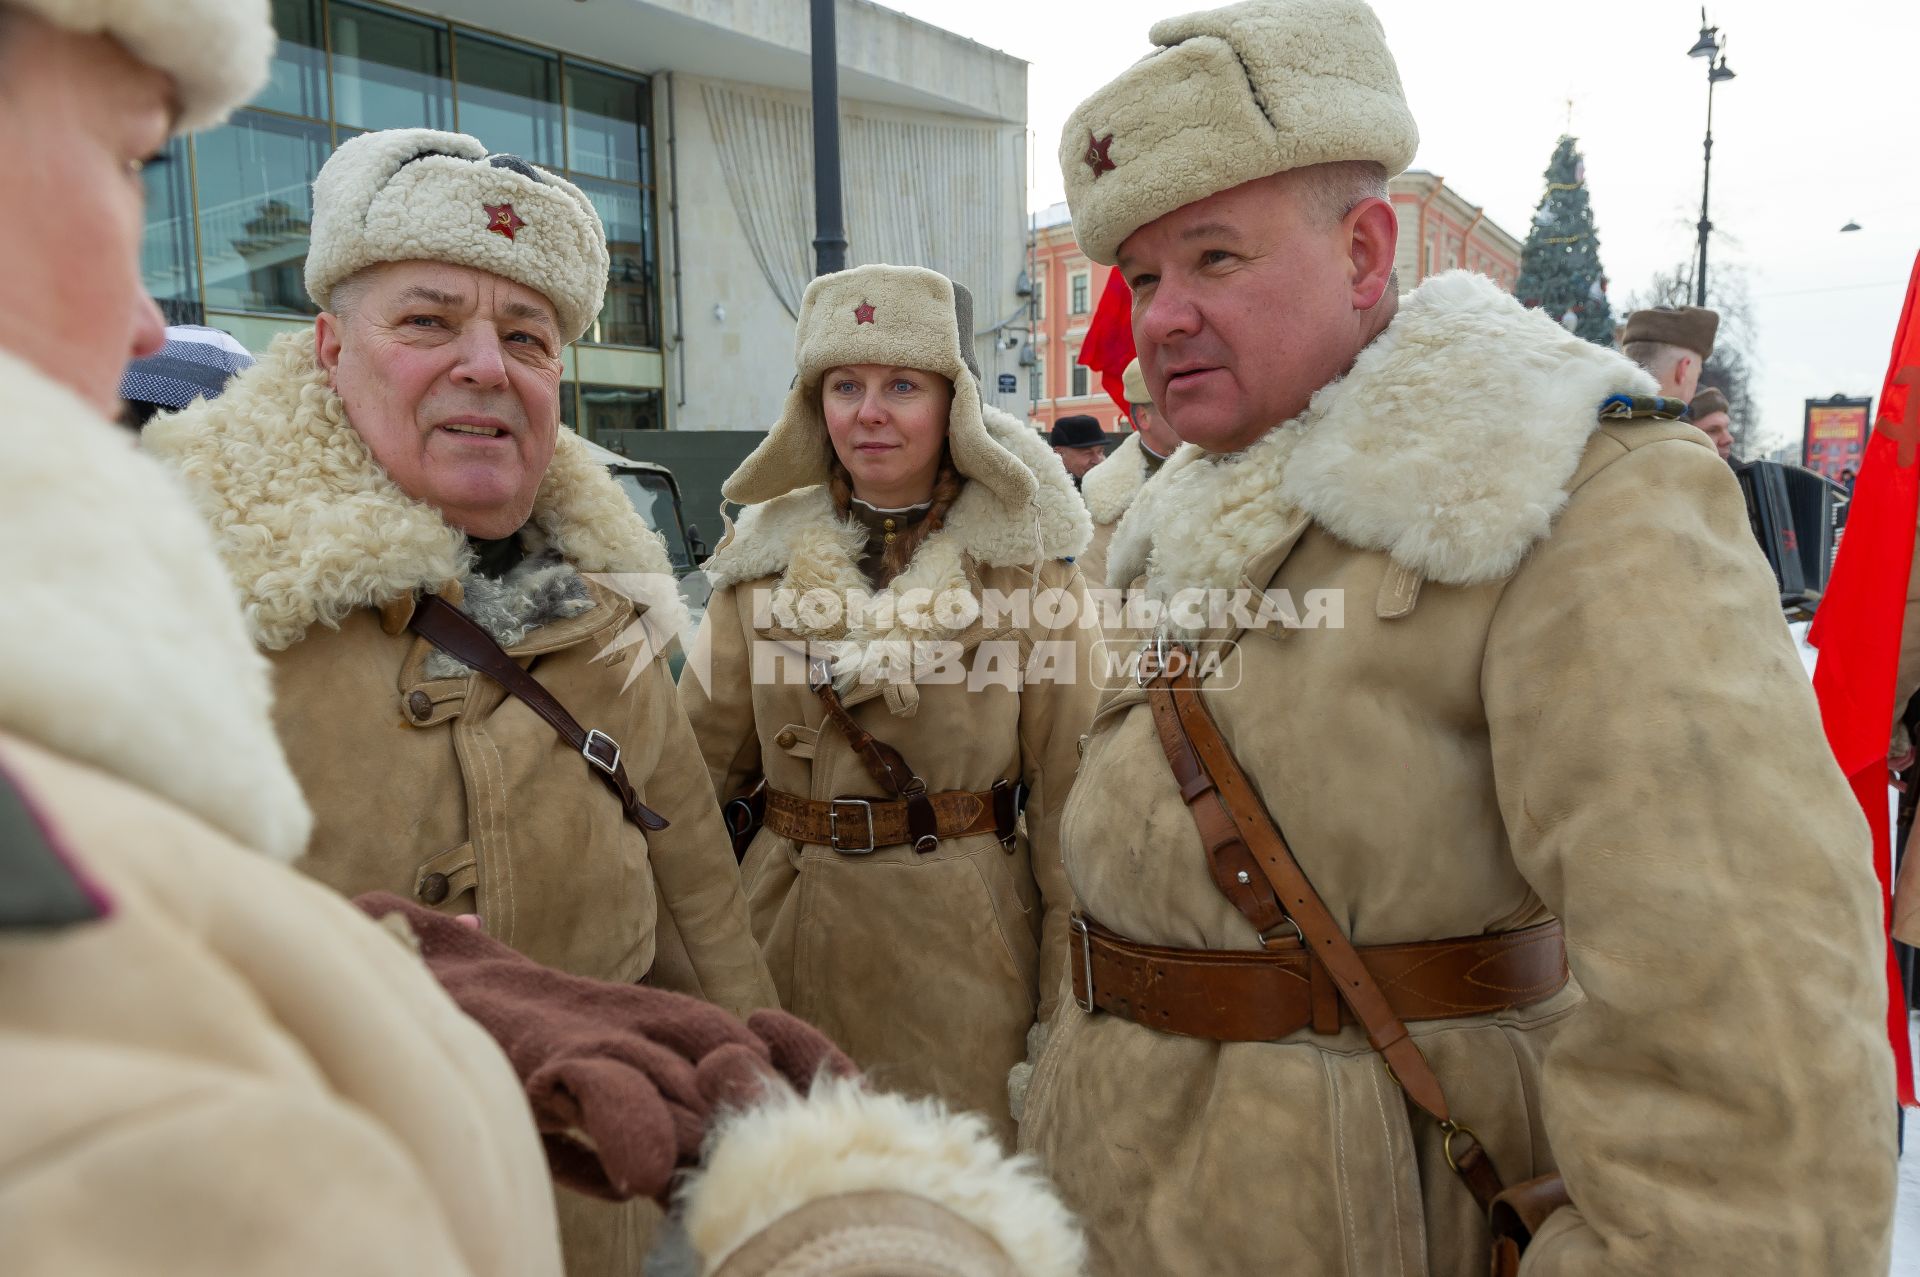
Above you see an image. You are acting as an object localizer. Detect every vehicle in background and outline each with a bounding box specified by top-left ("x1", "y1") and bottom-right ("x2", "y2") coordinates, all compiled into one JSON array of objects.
[{"x1": 577, "y1": 436, "x2": 712, "y2": 635}]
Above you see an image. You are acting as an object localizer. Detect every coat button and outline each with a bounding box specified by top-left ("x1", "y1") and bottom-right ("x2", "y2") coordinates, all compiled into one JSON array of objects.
[
  {"x1": 418, "y1": 872, "x2": 450, "y2": 905},
  {"x1": 775, "y1": 729, "x2": 797, "y2": 748},
  {"x1": 408, "y1": 691, "x2": 433, "y2": 721}
]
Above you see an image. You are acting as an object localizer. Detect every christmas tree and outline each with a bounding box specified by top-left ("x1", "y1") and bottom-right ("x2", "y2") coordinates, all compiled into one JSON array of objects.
[{"x1": 1515, "y1": 135, "x2": 1615, "y2": 346}]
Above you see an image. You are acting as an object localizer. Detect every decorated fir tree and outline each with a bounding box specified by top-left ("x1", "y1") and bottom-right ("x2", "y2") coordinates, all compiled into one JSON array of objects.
[{"x1": 1515, "y1": 135, "x2": 1615, "y2": 346}]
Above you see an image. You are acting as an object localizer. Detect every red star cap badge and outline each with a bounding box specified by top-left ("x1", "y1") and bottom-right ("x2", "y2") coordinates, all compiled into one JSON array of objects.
[
  {"x1": 484, "y1": 202, "x2": 527, "y2": 240},
  {"x1": 1084, "y1": 132, "x2": 1116, "y2": 178},
  {"x1": 854, "y1": 302, "x2": 876, "y2": 325}
]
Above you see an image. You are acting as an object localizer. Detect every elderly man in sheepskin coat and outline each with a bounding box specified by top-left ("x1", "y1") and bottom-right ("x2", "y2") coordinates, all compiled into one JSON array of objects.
[
  {"x1": 147, "y1": 127, "x2": 773, "y2": 1275},
  {"x1": 1015, "y1": 3, "x2": 1897, "y2": 1276}
]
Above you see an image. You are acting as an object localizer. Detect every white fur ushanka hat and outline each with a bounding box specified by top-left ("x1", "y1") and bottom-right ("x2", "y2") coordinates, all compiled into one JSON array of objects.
[
  {"x1": 13, "y1": 0, "x2": 273, "y2": 132},
  {"x1": 722, "y1": 264, "x2": 1038, "y2": 515},
  {"x1": 304, "y1": 129, "x2": 610, "y2": 344},
  {"x1": 1061, "y1": 0, "x2": 1419, "y2": 265}
]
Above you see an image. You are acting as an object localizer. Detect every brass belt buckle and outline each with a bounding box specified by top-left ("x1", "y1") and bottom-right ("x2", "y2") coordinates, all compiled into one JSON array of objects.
[
  {"x1": 1071, "y1": 914, "x2": 1096, "y2": 1013},
  {"x1": 828, "y1": 797, "x2": 877, "y2": 854}
]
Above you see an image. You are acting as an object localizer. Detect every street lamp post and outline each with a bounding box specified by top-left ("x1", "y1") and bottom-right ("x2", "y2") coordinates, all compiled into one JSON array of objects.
[
  {"x1": 809, "y1": 0, "x2": 847, "y2": 276},
  {"x1": 1687, "y1": 10, "x2": 1735, "y2": 307}
]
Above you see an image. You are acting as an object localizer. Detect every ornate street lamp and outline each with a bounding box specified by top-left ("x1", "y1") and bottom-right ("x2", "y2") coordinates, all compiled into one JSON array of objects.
[{"x1": 1689, "y1": 10, "x2": 1735, "y2": 306}]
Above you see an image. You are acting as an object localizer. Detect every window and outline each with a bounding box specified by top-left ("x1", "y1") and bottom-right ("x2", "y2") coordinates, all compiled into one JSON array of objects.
[
  {"x1": 329, "y1": 1, "x2": 452, "y2": 132},
  {"x1": 1030, "y1": 272, "x2": 1045, "y2": 322},
  {"x1": 1070, "y1": 271, "x2": 1089, "y2": 316},
  {"x1": 141, "y1": 137, "x2": 201, "y2": 325},
  {"x1": 454, "y1": 33, "x2": 561, "y2": 168},
  {"x1": 174, "y1": 3, "x2": 660, "y2": 351},
  {"x1": 195, "y1": 111, "x2": 331, "y2": 316},
  {"x1": 579, "y1": 384, "x2": 664, "y2": 436},
  {"x1": 1031, "y1": 352, "x2": 1046, "y2": 400},
  {"x1": 1071, "y1": 356, "x2": 1089, "y2": 399}
]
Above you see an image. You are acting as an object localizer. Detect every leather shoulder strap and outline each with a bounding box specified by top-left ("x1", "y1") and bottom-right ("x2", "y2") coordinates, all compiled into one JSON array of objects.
[
  {"x1": 1144, "y1": 653, "x2": 1506, "y2": 1210},
  {"x1": 807, "y1": 660, "x2": 939, "y2": 850},
  {"x1": 409, "y1": 594, "x2": 668, "y2": 833}
]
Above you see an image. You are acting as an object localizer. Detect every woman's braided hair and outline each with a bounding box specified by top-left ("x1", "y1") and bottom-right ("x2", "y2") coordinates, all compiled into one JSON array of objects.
[{"x1": 827, "y1": 444, "x2": 965, "y2": 586}]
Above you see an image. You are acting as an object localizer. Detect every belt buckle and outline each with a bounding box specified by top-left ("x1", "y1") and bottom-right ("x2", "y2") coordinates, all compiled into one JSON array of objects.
[
  {"x1": 581, "y1": 729, "x2": 621, "y2": 777},
  {"x1": 1071, "y1": 914, "x2": 1096, "y2": 1013},
  {"x1": 828, "y1": 797, "x2": 877, "y2": 854}
]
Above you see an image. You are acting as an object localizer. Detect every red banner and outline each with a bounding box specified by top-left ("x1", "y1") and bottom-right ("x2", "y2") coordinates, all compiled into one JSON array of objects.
[
  {"x1": 1807, "y1": 249, "x2": 1920, "y2": 1105},
  {"x1": 1077, "y1": 269, "x2": 1136, "y2": 419}
]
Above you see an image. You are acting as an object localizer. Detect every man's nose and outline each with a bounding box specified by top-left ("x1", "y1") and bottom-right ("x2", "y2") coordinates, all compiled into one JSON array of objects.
[
  {"x1": 1134, "y1": 279, "x2": 1200, "y2": 351},
  {"x1": 449, "y1": 326, "x2": 510, "y2": 389}
]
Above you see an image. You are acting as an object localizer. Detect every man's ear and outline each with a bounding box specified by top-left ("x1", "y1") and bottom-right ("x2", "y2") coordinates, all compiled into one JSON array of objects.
[
  {"x1": 313, "y1": 311, "x2": 345, "y2": 386},
  {"x1": 1344, "y1": 196, "x2": 1398, "y2": 311}
]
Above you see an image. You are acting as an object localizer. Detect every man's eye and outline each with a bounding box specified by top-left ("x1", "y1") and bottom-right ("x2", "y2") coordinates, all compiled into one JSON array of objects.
[
  {"x1": 1201, "y1": 250, "x2": 1233, "y2": 267},
  {"x1": 406, "y1": 315, "x2": 443, "y2": 328},
  {"x1": 1127, "y1": 273, "x2": 1156, "y2": 293}
]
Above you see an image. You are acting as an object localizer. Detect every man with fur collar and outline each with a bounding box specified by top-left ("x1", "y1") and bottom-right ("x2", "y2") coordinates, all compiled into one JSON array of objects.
[
  {"x1": 146, "y1": 126, "x2": 774, "y2": 1274},
  {"x1": 0, "y1": 4, "x2": 566, "y2": 1272},
  {"x1": 1077, "y1": 357, "x2": 1177, "y2": 588},
  {"x1": 1017, "y1": 3, "x2": 1895, "y2": 1274}
]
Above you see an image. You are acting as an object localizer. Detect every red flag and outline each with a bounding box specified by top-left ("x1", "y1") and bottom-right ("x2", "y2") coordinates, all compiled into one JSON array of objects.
[
  {"x1": 1807, "y1": 249, "x2": 1920, "y2": 1106},
  {"x1": 1077, "y1": 269, "x2": 1137, "y2": 419}
]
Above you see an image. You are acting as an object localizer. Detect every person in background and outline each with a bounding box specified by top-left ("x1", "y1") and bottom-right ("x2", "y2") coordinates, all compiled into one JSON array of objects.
[
  {"x1": 1619, "y1": 304, "x2": 1718, "y2": 403},
  {"x1": 1688, "y1": 385, "x2": 1735, "y2": 461},
  {"x1": 1048, "y1": 413, "x2": 1108, "y2": 486},
  {"x1": 1079, "y1": 356, "x2": 1179, "y2": 586},
  {"x1": 118, "y1": 323, "x2": 254, "y2": 428}
]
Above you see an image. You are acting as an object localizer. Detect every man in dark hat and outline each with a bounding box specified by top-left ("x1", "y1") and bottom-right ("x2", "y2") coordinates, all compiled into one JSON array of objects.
[
  {"x1": 1620, "y1": 305, "x2": 1719, "y2": 403},
  {"x1": 1689, "y1": 386, "x2": 1735, "y2": 461},
  {"x1": 1049, "y1": 413, "x2": 1108, "y2": 486}
]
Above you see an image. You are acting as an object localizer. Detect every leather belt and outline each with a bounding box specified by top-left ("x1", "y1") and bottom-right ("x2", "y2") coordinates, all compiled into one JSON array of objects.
[
  {"x1": 763, "y1": 781, "x2": 1019, "y2": 855},
  {"x1": 1069, "y1": 913, "x2": 1568, "y2": 1042}
]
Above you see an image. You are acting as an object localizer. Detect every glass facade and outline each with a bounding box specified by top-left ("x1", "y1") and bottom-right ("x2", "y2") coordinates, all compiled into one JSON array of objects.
[{"x1": 144, "y1": 0, "x2": 664, "y2": 432}]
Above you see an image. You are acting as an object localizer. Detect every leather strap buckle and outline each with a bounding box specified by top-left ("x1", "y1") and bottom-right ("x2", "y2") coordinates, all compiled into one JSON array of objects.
[
  {"x1": 1072, "y1": 913, "x2": 1096, "y2": 1013},
  {"x1": 581, "y1": 729, "x2": 621, "y2": 777},
  {"x1": 828, "y1": 798, "x2": 877, "y2": 854},
  {"x1": 1136, "y1": 636, "x2": 1184, "y2": 686}
]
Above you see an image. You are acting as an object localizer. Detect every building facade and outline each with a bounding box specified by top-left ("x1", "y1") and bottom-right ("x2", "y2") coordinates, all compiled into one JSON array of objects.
[
  {"x1": 1022, "y1": 172, "x2": 1521, "y2": 435},
  {"x1": 142, "y1": 0, "x2": 1029, "y2": 439}
]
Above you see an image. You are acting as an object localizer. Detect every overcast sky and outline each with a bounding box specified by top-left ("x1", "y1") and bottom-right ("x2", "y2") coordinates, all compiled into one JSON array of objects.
[{"x1": 889, "y1": 0, "x2": 1920, "y2": 452}]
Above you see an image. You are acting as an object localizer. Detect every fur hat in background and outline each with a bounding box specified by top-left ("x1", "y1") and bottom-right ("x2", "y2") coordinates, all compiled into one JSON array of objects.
[
  {"x1": 1689, "y1": 386, "x2": 1730, "y2": 420},
  {"x1": 1121, "y1": 358, "x2": 1149, "y2": 407},
  {"x1": 304, "y1": 129, "x2": 610, "y2": 343},
  {"x1": 1059, "y1": 0, "x2": 1418, "y2": 264},
  {"x1": 673, "y1": 1078, "x2": 1085, "y2": 1277},
  {"x1": 1621, "y1": 305, "x2": 1719, "y2": 360},
  {"x1": 11, "y1": 0, "x2": 274, "y2": 132},
  {"x1": 722, "y1": 264, "x2": 1040, "y2": 514}
]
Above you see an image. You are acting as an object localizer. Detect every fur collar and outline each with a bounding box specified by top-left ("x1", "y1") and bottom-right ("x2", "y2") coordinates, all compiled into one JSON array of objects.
[
  {"x1": 0, "y1": 349, "x2": 312, "y2": 861},
  {"x1": 701, "y1": 405, "x2": 1089, "y2": 688},
  {"x1": 1081, "y1": 432, "x2": 1152, "y2": 526},
  {"x1": 1110, "y1": 271, "x2": 1658, "y2": 612},
  {"x1": 145, "y1": 331, "x2": 684, "y2": 652}
]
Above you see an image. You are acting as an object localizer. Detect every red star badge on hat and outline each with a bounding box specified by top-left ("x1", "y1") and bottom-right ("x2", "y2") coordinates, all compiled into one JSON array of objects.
[
  {"x1": 854, "y1": 302, "x2": 876, "y2": 325},
  {"x1": 484, "y1": 202, "x2": 526, "y2": 240},
  {"x1": 1084, "y1": 132, "x2": 1116, "y2": 178}
]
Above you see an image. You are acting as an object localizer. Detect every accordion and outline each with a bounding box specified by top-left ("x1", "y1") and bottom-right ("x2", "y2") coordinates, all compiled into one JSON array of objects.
[{"x1": 1731, "y1": 459, "x2": 1843, "y2": 612}]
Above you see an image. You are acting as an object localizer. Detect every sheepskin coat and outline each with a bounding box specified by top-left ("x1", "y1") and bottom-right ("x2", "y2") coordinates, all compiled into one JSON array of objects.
[
  {"x1": 1076, "y1": 433, "x2": 1160, "y2": 590},
  {"x1": 680, "y1": 405, "x2": 1098, "y2": 1147},
  {"x1": 1018, "y1": 272, "x2": 1897, "y2": 1275},
  {"x1": 0, "y1": 348, "x2": 562, "y2": 1276},
  {"x1": 146, "y1": 331, "x2": 774, "y2": 1276}
]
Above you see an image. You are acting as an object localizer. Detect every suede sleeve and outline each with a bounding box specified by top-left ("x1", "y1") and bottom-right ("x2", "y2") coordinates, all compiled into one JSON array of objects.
[
  {"x1": 630, "y1": 644, "x2": 775, "y2": 1017},
  {"x1": 1018, "y1": 561, "x2": 1102, "y2": 1027},
  {"x1": 1482, "y1": 434, "x2": 1896, "y2": 1275},
  {"x1": 678, "y1": 583, "x2": 763, "y2": 806},
  {"x1": 0, "y1": 1053, "x2": 489, "y2": 1277}
]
